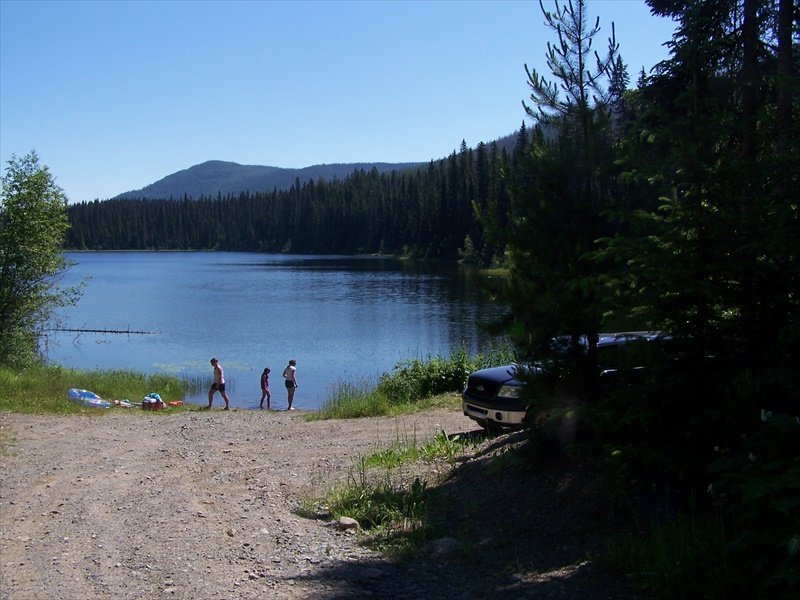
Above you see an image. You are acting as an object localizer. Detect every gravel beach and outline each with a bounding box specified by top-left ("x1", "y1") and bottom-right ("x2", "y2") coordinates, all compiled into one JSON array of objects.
[{"x1": 1, "y1": 408, "x2": 638, "y2": 599}]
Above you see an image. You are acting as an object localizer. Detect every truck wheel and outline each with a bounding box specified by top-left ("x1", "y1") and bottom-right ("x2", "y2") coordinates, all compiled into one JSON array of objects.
[{"x1": 482, "y1": 420, "x2": 501, "y2": 436}]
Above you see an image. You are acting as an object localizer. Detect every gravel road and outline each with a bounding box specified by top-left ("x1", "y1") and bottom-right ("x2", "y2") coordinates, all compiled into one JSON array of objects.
[{"x1": 1, "y1": 408, "x2": 637, "y2": 599}]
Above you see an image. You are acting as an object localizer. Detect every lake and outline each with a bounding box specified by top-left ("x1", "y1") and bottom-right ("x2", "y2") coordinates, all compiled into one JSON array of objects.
[{"x1": 46, "y1": 252, "x2": 505, "y2": 409}]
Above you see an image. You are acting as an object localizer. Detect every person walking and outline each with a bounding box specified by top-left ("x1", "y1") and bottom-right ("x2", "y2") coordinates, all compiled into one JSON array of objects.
[
  {"x1": 259, "y1": 367, "x2": 271, "y2": 409},
  {"x1": 207, "y1": 357, "x2": 231, "y2": 410},
  {"x1": 282, "y1": 359, "x2": 298, "y2": 410}
]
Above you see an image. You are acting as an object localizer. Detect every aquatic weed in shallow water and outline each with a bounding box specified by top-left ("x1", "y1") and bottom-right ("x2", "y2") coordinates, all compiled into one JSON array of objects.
[{"x1": 312, "y1": 377, "x2": 390, "y2": 420}]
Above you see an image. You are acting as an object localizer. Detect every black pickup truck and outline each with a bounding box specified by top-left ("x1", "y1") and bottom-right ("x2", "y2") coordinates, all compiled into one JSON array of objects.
[{"x1": 461, "y1": 332, "x2": 661, "y2": 430}]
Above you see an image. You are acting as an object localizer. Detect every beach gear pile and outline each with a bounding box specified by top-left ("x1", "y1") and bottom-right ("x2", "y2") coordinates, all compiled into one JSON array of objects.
[
  {"x1": 68, "y1": 388, "x2": 183, "y2": 410},
  {"x1": 142, "y1": 392, "x2": 165, "y2": 411}
]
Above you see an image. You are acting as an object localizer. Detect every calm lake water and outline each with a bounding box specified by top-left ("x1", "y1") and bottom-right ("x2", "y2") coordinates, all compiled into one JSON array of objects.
[{"x1": 46, "y1": 252, "x2": 504, "y2": 409}]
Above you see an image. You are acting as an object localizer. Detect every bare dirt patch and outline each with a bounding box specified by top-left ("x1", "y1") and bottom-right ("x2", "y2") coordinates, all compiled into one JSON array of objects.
[{"x1": 1, "y1": 408, "x2": 638, "y2": 599}]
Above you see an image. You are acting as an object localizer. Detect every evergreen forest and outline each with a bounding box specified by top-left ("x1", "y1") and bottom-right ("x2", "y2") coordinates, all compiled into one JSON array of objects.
[{"x1": 65, "y1": 137, "x2": 513, "y2": 263}]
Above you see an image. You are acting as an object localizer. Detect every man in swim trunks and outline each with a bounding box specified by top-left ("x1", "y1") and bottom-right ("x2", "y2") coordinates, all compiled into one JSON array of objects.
[{"x1": 207, "y1": 357, "x2": 231, "y2": 410}]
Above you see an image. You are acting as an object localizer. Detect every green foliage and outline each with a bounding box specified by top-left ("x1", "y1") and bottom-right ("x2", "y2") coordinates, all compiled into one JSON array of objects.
[
  {"x1": 524, "y1": 0, "x2": 618, "y2": 121},
  {"x1": 590, "y1": 2, "x2": 800, "y2": 591},
  {"x1": 313, "y1": 344, "x2": 515, "y2": 420},
  {"x1": 607, "y1": 506, "x2": 733, "y2": 598},
  {"x1": 457, "y1": 234, "x2": 478, "y2": 265},
  {"x1": 418, "y1": 431, "x2": 474, "y2": 464},
  {"x1": 608, "y1": 439, "x2": 800, "y2": 600},
  {"x1": 494, "y1": 1, "x2": 799, "y2": 597},
  {"x1": 313, "y1": 427, "x2": 482, "y2": 555},
  {"x1": 310, "y1": 377, "x2": 392, "y2": 420},
  {"x1": 364, "y1": 430, "x2": 477, "y2": 469},
  {"x1": 0, "y1": 366, "x2": 85, "y2": 415},
  {"x1": 327, "y1": 473, "x2": 428, "y2": 530},
  {"x1": 376, "y1": 349, "x2": 472, "y2": 405},
  {"x1": 498, "y1": 0, "x2": 624, "y2": 393},
  {"x1": 0, "y1": 152, "x2": 82, "y2": 367},
  {"x1": 0, "y1": 364, "x2": 193, "y2": 413},
  {"x1": 707, "y1": 414, "x2": 800, "y2": 598},
  {"x1": 583, "y1": 363, "x2": 800, "y2": 598},
  {"x1": 600, "y1": 0, "x2": 799, "y2": 362},
  {"x1": 325, "y1": 459, "x2": 429, "y2": 549},
  {"x1": 377, "y1": 345, "x2": 514, "y2": 405}
]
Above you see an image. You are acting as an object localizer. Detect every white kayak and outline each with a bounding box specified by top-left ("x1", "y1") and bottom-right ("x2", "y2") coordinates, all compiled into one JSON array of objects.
[{"x1": 68, "y1": 388, "x2": 112, "y2": 409}]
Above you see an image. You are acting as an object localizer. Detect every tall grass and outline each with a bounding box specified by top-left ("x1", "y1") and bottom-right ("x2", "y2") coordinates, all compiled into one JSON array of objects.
[
  {"x1": 606, "y1": 507, "x2": 734, "y2": 598},
  {"x1": 364, "y1": 430, "x2": 478, "y2": 469},
  {"x1": 311, "y1": 377, "x2": 391, "y2": 420},
  {"x1": 327, "y1": 461, "x2": 428, "y2": 531},
  {"x1": 310, "y1": 428, "x2": 482, "y2": 555},
  {"x1": 312, "y1": 343, "x2": 515, "y2": 420},
  {"x1": 0, "y1": 364, "x2": 198, "y2": 414}
]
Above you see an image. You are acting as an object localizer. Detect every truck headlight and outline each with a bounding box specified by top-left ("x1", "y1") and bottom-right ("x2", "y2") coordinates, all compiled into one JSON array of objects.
[{"x1": 497, "y1": 384, "x2": 522, "y2": 399}]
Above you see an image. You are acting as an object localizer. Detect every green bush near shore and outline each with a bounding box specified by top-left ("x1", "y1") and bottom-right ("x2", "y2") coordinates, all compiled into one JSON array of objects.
[
  {"x1": 0, "y1": 364, "x2": 198, "y2": 414},
  {"x1": 311, "y1": 345, "x2": 515, "y2": 421}
]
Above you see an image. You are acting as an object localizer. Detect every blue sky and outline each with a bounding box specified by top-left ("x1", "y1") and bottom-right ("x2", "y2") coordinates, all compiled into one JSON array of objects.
[{"x1": 1, "y1": 0, "x2": 676, "y2": 203}]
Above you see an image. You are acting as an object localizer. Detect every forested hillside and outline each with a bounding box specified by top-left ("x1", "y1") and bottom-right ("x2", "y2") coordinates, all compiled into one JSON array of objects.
[{"x1": 65, "y1": 136, "x2": 522, "y2": 261}]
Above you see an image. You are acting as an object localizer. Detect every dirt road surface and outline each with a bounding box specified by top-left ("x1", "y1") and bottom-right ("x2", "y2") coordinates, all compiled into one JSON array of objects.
[{"x1": 1, "y1": 408, "x2": 635, "y2": 599}]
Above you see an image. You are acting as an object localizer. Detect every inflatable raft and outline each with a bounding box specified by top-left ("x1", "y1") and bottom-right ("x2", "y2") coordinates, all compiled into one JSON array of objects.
[{"x1": 68, "y1": 388, "x2": 112, "y2": 409}]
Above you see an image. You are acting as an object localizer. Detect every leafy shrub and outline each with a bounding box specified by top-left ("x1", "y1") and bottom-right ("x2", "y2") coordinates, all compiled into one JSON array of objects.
[
  {"x1": 706, "y1": 414, "x2": 800, "y2": 599},
  {"x1": 376, "y1": 344, "x2": 515, "y2": 405},
  {"x1": 587, "y1": 361, "x2": 799, "y2": 599},
  {"x1": 316, "y1": 343, "x2": 515, "y2": 419}
]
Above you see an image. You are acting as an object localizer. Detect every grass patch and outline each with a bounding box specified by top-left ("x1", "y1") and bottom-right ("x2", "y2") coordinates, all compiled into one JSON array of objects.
[
  {"x1": 308, "y1": 377, "x2": 391, "y2": 420},
  {"x1": 606, "y1": 507, "x2": 734, "y2": 598},
  {"x1": 308, "y1": 387, "x2": 462, "y2": 422},
  {"x1": 0, "y1": 364, "x2": 200, "y2": 414},
  {"x1": 321, "y1": 460, "x2": 433, "y2": 557},
  {"x1": 311, "y1": 344, "x2": 514, "y2": 421},
  {"x1": 330, "y1": 465, "x2": 428, "y2": 531},
  {"x1": 304, "y1": 428, "x2": 484, "y2": 556},
  {"x1": 365, "y1": 430, "x2": 478, "y2": 469}
]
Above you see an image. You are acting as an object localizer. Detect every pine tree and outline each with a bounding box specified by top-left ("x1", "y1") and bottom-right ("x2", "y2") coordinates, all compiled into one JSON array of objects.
[{"x1": 501, "y1": 0, "x2": 621, "y2": 395}]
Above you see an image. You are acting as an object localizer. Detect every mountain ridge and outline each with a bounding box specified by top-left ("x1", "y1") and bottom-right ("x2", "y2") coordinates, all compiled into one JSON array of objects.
[
  {"x1": 113, "y1": 159, "x2": 425, "y2": 200},
  {"x1": 113, "y1": 132, "x2": 519, "y2": 200}
]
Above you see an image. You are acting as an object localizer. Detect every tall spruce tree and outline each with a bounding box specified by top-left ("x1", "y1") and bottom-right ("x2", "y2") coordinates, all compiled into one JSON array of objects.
[{"x1": 501, "y1": 0, "x2": 622, "y2": 397}]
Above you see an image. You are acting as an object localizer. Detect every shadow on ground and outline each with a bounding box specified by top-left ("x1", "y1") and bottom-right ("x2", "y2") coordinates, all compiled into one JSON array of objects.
[{"x1": 294, "y1": 427, "x2": 642, "y2": 599}]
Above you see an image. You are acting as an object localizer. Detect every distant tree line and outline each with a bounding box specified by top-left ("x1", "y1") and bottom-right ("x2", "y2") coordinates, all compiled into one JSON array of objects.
[{"x1": 65, "y1": 138, "x2": 520, "y2": 263}]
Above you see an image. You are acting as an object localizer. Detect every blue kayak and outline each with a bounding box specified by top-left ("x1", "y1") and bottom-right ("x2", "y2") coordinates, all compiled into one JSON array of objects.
[{"x1": 68, "y1": 388, "x2": 112, "y2": 409}]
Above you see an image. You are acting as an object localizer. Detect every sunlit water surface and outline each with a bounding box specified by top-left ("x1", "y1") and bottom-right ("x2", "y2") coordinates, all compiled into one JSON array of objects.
[{"x1": 46, "y1": 252, "x2": 504, "y2": 409}]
